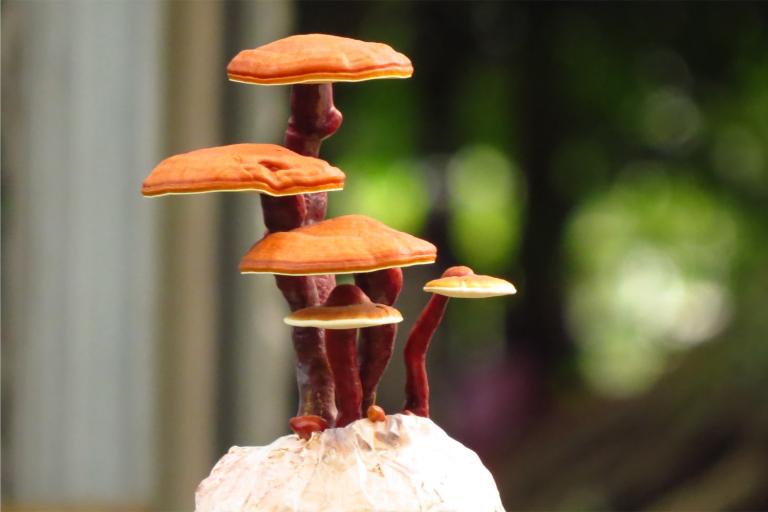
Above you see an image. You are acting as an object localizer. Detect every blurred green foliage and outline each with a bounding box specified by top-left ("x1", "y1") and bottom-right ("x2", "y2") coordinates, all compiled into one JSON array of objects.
[
  {"x1": 298, "y1": 2, "x2": 768, "y2": 508},
  {"x1": 447, "y1": 145, "x2": 523, "y2": 273},
  {"x1": 564, "y1": 170, "x2": 743, "y2": 395},
  {"x1": 317, "y1": 1, "x2": 768, "y2": 401}
]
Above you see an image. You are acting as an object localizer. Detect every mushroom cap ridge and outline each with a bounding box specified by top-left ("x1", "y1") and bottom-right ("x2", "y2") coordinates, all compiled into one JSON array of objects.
[
  {"x1": 240, "y1": 214, "x2": 437, "y2": 276},
  {"x1": 227, "y1": 34, "x2": 413, "y2": 86},
  {"x1": 142, "y1": 143, "x2": 345, "y2": 197}
]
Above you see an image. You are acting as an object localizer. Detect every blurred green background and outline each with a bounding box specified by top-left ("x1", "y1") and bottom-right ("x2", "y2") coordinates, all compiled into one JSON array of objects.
[{"x1": 3, "y1": 1, "x2": 768, "y2": 511}]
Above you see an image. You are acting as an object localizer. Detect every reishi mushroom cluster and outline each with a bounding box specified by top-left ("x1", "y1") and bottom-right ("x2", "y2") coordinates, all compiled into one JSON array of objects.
[{"x1": 142, "y1": 34, "x2": 516, "y2": 439}]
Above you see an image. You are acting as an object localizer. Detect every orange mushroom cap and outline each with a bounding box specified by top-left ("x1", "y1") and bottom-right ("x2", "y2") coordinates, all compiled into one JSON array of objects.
[
  {"x1": 142, "y1": 143, "x2": 345, "y2": 197},
  {"x1": 227, "y1": 34, "x2": 413, "y2": 86},
  {"x1": 240, "y1": 214, "x2": 436, "y2": 275}
]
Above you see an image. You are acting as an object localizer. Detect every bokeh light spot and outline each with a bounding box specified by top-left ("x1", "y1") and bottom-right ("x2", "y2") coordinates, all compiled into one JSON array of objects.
[
  {"x1": 711, "y1": 124, "x2": 767, "y2": 194},
  {"x1": 565, "y1": 170, "x2": 741, "y2": 396},
  {"x1": 640, "y1": 88, "x2": 701, "y2": 151},
  {"x1": 447, "y1": 145, "x2": 524, "y2": 272},
  {"x1": 330, "y1": 158, "x2": 429, "y2": 234}
]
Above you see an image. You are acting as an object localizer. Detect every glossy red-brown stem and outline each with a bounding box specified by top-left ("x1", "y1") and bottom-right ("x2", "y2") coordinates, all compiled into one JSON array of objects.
[
  {"x1": 289, "y1": 414, "x2": 329, "y2": 441},
  {"x1": 403, "y1": 266, "x2": 474, "y2": 417},
  {"x1": 324, "y1": 285, "x2": 367, "y2": 427},
  {"x1": 260, "y1": 83, "x2": 343, "y2": 423},
  {"x1": 403, "y1": 294, "x2": 449, "y2": 417},
  {"x1": 354, "y1": 268, "x2": 403, "y2": 411}
]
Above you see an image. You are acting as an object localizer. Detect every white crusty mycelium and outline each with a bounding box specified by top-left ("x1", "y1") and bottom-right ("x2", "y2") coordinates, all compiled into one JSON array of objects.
[{"x1": 196, "y1": 413, "x2": 505, "y2": 512}]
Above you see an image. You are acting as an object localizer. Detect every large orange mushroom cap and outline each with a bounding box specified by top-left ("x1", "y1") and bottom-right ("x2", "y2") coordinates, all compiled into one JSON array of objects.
[
  {"x1": 227, "y1": 34, "x2": 413, "y2": 85},
  {"x1": 240, "y1": 214, "x2": 436, "y2": 275},
  {"x1": 142, "y1": 143, "x2": 345, "y2": 197}
]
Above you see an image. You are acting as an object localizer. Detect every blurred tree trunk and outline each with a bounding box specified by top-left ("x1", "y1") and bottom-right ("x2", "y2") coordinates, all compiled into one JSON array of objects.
[
  {"x1": 508, "y1": 4, "x2": 575, "y2": 384},
  {"x1": 2, "y1": 0, "x2": 162, "y2": 505},
  {"x1": 156, "y1": 2, "x2": 293, "y2": 510},
  {"x1": 217, "y1": 0, "x2": 295, "y2": 453},
  {"x1": 153, "y1": 3, "x2": 225, "y2": 509}
]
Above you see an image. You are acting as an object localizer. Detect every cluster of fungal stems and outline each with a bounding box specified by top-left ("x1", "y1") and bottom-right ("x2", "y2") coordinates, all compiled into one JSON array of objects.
[{"x1": 142, "y1": 34, "x2": 515, "y2": 441}]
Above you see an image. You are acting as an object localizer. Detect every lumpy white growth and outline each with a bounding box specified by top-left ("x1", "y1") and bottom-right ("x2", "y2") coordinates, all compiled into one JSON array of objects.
[{"x1": 196, "y1": 413, "x2": 505, "y2": 512}]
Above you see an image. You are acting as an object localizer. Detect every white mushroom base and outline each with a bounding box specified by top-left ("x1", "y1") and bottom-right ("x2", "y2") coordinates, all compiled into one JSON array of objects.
[{"x1": 196, "y1": 413, "x2": 505, "y2": 512}]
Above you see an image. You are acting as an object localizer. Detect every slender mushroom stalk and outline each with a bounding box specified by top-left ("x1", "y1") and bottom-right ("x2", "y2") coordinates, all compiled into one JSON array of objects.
[
  {"x1": 354, "y1": 268, "x2": 403, "y2": 410},
  {"x1": 262, "y1": 83, "x2": 343, "y2": 422},
  {"x1": 321, "y1": 285, "x2": 368, "y2": 427},
  {"x1": 404, "y1": 266, "x2": 516, "y2": 417},
  {"x1": 404, "y1": 266, "x2": 473, "y2": 416},
  {"x1": 403, "y1": 299, "x2": 449, "y2": 417}
]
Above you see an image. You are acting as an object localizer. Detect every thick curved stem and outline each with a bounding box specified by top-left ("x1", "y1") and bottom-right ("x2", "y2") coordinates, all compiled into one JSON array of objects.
[
  {"x1": 293, "y1": 326, "x2": 336, "y2": 419},
  {"x1": 256, "y1": 84, "x2": 343, "y2": 424},
  {"x1": 259, "y1": 195, "x2": 306, "y2": 232},
  {"x1": 323, "y1": 284, "x2": 368, "y2": 427},
  {"x1": 285, "y1": 84, "x2": 343, "y2": 156},
  {"x1": 275, "y1": 275, "x2": 336, "y2": 421},
  {"x1": 355, "y1": 268, "x2": 403, "y2": 410},
  {"x1": 325, "y1": 328, "x2": 363, "y2": 428},
  {"x1": 285, "y1": 83, "x2": 343, "y2": 226},
  {"x1": 403, "y1": 294, "x2": 450, "y2": 417},
  {"x1": 354, "y1": 268, "x2": 404, "y2": 306},
  {"x1": 358, "y1": 323, "x2": 397, "y2": 411}
]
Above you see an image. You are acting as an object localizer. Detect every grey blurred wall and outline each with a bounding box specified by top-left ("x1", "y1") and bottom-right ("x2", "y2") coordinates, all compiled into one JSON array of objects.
[
  {"x1": 2, "y1": 1, "x2": 293, "y2": 509},
  {"x1": 3, "y1": 0, "x2": 164, "y2": 503}
]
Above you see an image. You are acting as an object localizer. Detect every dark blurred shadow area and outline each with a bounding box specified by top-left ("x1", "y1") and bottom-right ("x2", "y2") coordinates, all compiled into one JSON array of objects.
[{"x1": 3, "y1": 1, "x2": 768, "y2": 511}]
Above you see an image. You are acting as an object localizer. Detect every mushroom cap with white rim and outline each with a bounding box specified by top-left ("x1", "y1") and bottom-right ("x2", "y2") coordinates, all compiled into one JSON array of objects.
[
  {"x1": 424, "y1": 274, "x2": 517, "y2": 299},
  {"x1": 284, "y1": 303, "x2": 403, "y2": 329},
  {"x1": 195, "y1": 413, "x2": 505, "y2": 512}
]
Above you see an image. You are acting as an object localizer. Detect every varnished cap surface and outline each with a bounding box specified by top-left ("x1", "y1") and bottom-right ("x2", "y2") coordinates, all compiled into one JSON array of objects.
[
  {"x1": 142, "y1": 143, "x2": 345, "y2": 197},
  {"x1": 284, "y1": 303, "x2": 403, "y2": 329},
  {"x1": 240, "y1": 214, "x2": 437, "y2": 275},
  {"x1": 227, "y1": 34, "x2": 413, "y2": 85},
  {"x1": 424, "y1": 273, "x2": 517, "y2": 298}
]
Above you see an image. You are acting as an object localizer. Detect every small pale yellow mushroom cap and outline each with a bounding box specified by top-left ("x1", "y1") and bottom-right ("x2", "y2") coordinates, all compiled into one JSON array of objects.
[
  {"x1": 284, "y1": 303, "x2": 403, "y2": 330},
  {"x1": 423, "y1": 274, "x2": 517, "y2": 299}
]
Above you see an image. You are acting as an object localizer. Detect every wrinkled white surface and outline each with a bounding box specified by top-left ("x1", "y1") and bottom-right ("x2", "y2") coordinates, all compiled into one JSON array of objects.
[{"x1": 196, "y1": 414, "x2": 504, "y2": 512}]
